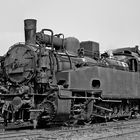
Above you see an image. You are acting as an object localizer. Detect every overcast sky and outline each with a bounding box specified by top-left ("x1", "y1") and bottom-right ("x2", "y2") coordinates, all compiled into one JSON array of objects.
[{"x1": 0, "y1": 0, "x2": 140, "y2": 55}]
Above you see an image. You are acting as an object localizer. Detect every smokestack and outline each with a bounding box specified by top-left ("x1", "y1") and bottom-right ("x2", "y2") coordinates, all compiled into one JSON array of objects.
[{"x1": 24, "y1": 19, "x2": 37, "y2": 45}]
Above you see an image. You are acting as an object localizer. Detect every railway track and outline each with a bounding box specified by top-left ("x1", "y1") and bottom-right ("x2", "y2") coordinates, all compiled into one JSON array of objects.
[
  {"x1": 90, "y1": 122, "x2": 140, "y2": 140},
  {"x1": 1, "y1": 118, "x2": 140, "y2": 140},
  {"x1": 0, "y1": 130, "x2": 42, "y2": 140},
  {"x1": 37, "y1": 118, "x2": 140, "y2": 140}
]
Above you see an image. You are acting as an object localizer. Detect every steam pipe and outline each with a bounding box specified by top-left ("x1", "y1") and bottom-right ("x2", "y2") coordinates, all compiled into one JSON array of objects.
[{"x1": 36, "y1": 31, "x2": 64, "y2": 49}]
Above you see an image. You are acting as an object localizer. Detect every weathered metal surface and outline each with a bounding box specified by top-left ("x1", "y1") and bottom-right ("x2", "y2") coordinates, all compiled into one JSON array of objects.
[
  {"x1": 24, "y1": 19, "x2": 37, "y2": 45},
  {"x1": 80, "y1": 41, "x2": 100, "y2": 60},
  {"x1": 36, "y1": 32, "x2": 80, "y2": 54},
  {"x1": 4, "y1": 43, "x2": 37, "y2": 84},
  {"x1": 60, "y1": 66, "x2": 140, "y2": 99},
  {"x1": 54, "y1": 89, "x2": 71, "y2": 122},
  {"x1": 1, "y1": 19, "x2": 140, "y2": 128}
]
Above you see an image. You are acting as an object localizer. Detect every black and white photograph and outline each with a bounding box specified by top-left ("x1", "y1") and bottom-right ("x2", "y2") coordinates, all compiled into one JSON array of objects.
[{"x1": 0, "y1": 0, "x2": 140, "y2": 139}]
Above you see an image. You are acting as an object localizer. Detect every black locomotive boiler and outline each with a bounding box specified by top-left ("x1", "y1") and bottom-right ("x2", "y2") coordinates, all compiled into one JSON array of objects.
[{"x1": 0, "y1": 19, "x2": 140, "y2": 128}]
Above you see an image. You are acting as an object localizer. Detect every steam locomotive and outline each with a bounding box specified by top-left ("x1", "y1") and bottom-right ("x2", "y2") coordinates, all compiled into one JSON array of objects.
[{"x1": 0, "y1": 19, "x2": 140, "y2": 128}]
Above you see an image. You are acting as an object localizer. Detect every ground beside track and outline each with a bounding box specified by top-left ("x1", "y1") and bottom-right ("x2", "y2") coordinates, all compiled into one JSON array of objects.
[{"x1": 1, "y1": 118, "x2": 140, "y2": 139}]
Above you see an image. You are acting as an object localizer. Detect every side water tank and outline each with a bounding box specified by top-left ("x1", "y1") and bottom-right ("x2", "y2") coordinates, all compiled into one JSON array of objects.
[{"x1": 80, "y1": 41, "x2": 100, "y2": 60}]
